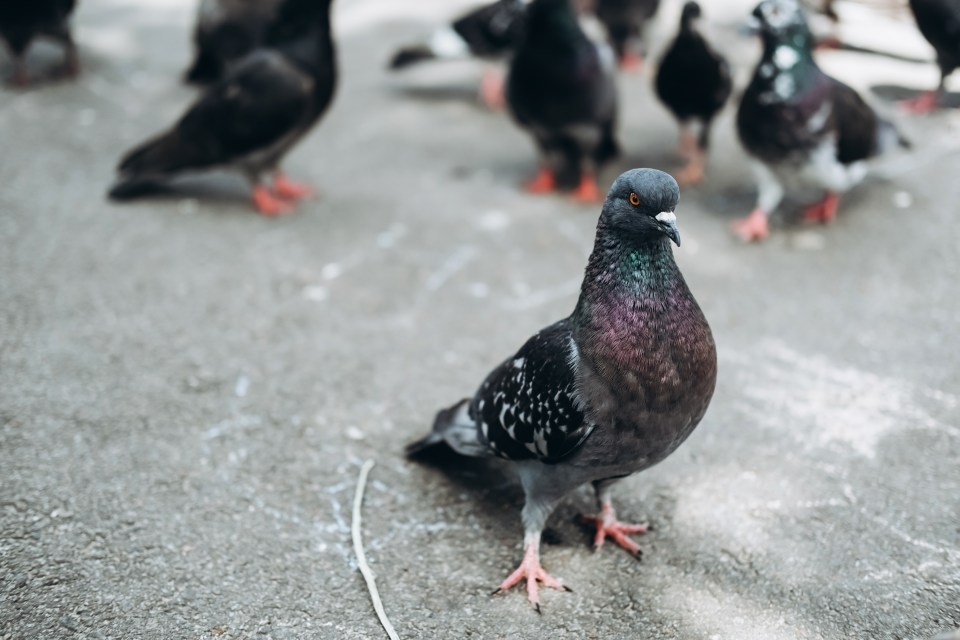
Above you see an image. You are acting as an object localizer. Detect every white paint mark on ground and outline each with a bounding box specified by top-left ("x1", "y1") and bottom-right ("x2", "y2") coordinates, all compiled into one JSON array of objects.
[
  {"x1": 729, "y1": 340, "x2": 959, "y2": 458},
  {"x1": 475, "y1": 209, "x2": 511, "y2": 232},
  {"x1": 234, "y1": 375, "x2": 250, "y2": 398},
  {"x1": 425, "y1": 246, "x2": 477, "y2": 292},
  {"x1": 203, "y1": 414, "x2": 262, "y2": 440}
]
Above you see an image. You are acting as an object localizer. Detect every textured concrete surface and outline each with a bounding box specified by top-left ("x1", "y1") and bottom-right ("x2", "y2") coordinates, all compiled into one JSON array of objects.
[{"x1": 1, "y1": 0, "x2": 958, "y2": 639}]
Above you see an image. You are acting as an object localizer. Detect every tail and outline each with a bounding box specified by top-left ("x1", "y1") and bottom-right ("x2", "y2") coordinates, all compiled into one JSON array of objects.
[
  {"x1": 388, "y1": 45, "x2": 437, "y2": 70},
  {"x1": 877, "y1": 118, "x2": 911, "y2": 154},
  {"x1": 405, "y1": 398, "x2": 489, "y2": 459},
  {"x1": 108, "y1": 130, "x2": 204, "y2": 200},
  {"x1": 388, "y1": 26, "x2": 470, "y2": 71}
]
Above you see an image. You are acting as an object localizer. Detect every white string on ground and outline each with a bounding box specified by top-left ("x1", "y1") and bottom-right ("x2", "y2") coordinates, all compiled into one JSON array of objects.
[{"x1": 352, "y1": 459, "x2": 400, "y2": 640}]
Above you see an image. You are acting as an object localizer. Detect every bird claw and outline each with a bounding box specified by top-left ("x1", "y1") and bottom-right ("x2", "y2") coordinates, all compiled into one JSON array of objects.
[
  {"x1": 579, "y1": 504, "x2": 648, "y2": 556},
  {"x1": 272, "y1": 173, "x2": 315, "y2": 200},
  {"x1": 571, "y1": 176, "x2": 604, "y2": 203},
  {"x1": 252, "y1": 186, "x2": 295, "y2": 216},
  {"x1": 731, "y1": 208, "x2": 770, "y2": 242},
  {"x1": 523, "y1": 167, "x2": 556, "y2": 194},
  {"x1": 897, "y1": 91, "x2": 939, "y2": 115},
  {"x1": 801, "y1": 193, "x2": 839, "y2": 224},
  {"x1": 494, "y1": 544, "x2": 569, "y2": 609},
  {"x1": 619, "y1": 51, "x2": 644, "y2": 72}
]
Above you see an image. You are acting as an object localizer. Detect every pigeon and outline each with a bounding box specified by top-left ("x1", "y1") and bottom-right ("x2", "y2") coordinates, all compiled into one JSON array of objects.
[
  {"x1": 408, "y1": 168, "x2": 717, "y2": 609},
  {"x1": 506, "y1": 0, "x2": 619, "y2": 202},
  {"x1": 654, "y1": 1, "x2": 732, "y2": 186},
  {"x1": 900, "y1": 0, "x2": 960, "y2": 113},
  {"x1": 594, "y1": 0, "x2": 660, "y2": 69},
  {"x1": 732, "y1": 0, "x2": 910, "y2": 241},
  {"x1": 184, "y1": 0, "x2": 283, "y2": 84},
  {"x1": 0, "y1": 0, "x2": 78, "y2": 87},
  {"x1": 108, "y1": 0, "x2": 337, "y2": 216},
  {"x1": 388, "y1": 0, "x2": 527, "y2": 109}
]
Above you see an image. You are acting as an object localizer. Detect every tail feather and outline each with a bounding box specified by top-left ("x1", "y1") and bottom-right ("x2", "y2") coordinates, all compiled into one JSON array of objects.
[
  {"x1": 405, "y1": 398, "x2": 488, "y2": 459},
  {"x1": 389, "y1": 45, "x2": 437, "y2": 70},
  {"x1": 109, "y1": 130, "x2": 206, "y2": 200}
]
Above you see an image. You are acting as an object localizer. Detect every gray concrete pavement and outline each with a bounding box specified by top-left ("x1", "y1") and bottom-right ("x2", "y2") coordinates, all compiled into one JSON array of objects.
[{"x1": 1, "y1": 0, "x2": 958, "y2": 638}]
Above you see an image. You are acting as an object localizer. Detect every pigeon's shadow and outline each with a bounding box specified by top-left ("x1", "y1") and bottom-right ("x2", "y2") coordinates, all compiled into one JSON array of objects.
[
  {"x1": 389, "y1": 85, "x2": 487, "y2": 110},
  {"x1": 871, "y1": 84, "x2": 960, "y2": 109},
  {"x1": 407, "y1": 446, "x2": 591, "y2": 547},
  {"x1": 106, "y1": 174, "x2": 258, "y2": 213}
]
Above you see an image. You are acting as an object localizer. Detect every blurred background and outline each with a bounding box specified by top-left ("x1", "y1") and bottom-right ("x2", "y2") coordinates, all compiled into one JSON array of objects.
[{"x1": 1, "y1": 0, "x2": 958, "y2": 638}]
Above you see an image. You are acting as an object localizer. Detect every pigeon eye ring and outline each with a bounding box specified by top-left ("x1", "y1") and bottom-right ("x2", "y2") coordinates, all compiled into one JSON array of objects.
[{"x1": 629, "y1": 193, "x2": 640, "y2": 206}]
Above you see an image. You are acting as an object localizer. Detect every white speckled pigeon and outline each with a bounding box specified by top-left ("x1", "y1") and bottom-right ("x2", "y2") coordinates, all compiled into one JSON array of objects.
[{"x1": 408, "y1": 169, "x2": 717, "y2": 610}]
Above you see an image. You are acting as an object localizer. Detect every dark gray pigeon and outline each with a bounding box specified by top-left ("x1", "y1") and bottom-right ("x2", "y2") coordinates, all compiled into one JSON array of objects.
[
  {"x1": 388, "y1": 0, "x2": 527, "y2": 108},
  {"x1": 654, "y1": 1, "x2": 732, "y2": 186},
  {"x1": 408, "y1": 169, "x2": 717, "y2": 609},
  {"x1": 595, "y1": 0, "x2": 659, "y2": 69},
  {"x1": 733, "y1": 0, "x2": 909, "y2": 241},
  {"x1": 108, "y1": 0, "x2": 337, "y2": 216},
  {"x1": 184, "y1": 0, "x2": 284, "y2": 84},
  {"x1": 506, "y1": 0, "x2": 619, "y2": 201},
  {"x1": 901, "y1": 0, "x2": 960, "y2": 113},
  {"x1": 0, "y1": 0, "x2": 78, "y2": 86}
]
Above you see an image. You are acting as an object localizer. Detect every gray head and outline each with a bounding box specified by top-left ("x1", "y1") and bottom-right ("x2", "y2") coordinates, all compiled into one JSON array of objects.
[
  {"x1": 747, "y1": 0, "x2": 813, "y2": 50},
  {"x1": 601, "y1": 169, "x2": 682, "y2": 246}
]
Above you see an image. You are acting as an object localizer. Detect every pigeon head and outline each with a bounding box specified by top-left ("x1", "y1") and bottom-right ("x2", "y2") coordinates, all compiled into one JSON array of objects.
[
  {"x1": 747, "y1": 0, "x2": 813, "y2": 50},
  {"x1": 601, "y1": 169, "x2": 682, "y2": 247},
  {"x1": 680, "y1": 1, "x2": 702, "y2": 29}
]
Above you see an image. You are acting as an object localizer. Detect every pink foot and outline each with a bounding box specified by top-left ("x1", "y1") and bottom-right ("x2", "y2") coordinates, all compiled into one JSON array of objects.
[
  {"x1": 480, "y1": 68, "x2": 505, "y2": 111},
  {"x1": 272, "y1": 173, "x2": 314, "y2": 200},
  {"x1": 493, "y1": 543, "x2": 570, "y2": 611},
  {"x1": 674, "y1": 153, "x2": 705, "y2": 187},
  {"x1": 802, "y1": 192, "x2": 840, "y2": 224},
  {"x1": 579, "y1": 503, "x2": 648, "y2": 556},
  {"x1": 731, "y1": 208, "x2": 770, "y2": 242},
  {"x1": 570, "y1": 174, "x2": 604, "y2": 203},
  {"x1": 619, "y1": 51, "x2": 644, "y2": 72},
  {"x1": 252, "y1": 185, "x2": 294, "y2": 216},
  {"x1": 898, "y1": 91, "x2": 939, "y2": 114},
  {"x1": 524, "y1": 167, "x2": 556, "y2": 194}
]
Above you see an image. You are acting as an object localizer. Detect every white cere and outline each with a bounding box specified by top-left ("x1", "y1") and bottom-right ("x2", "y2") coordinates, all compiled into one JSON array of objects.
[{"x1": 655, "y1": 211, "x2": 677, "y2": 224}]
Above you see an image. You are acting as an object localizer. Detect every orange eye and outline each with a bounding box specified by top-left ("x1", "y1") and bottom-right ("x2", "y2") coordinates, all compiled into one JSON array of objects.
[{"x1": 629, "y1": 193, "x2": 640, "y2": 206}]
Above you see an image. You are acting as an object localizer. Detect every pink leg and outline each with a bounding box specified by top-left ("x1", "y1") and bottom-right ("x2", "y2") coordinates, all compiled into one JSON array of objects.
[
  {"x1": 579, "y1": 502, "x2": 648, "y2": 556},
  {"x1": 272, "y1": 173, "x2": 314, "y2": 200},
  {"x1": 898, "y1": 91, "x2": 939, "y2": 114},
  {"x1": 802, "y1": 192, "x2": 840, "y2": 224},
  {"x1": 674, "y1": 147, "x2": 705, "y2": 187},
  {"x1": 252, "y1": 185, "x2": 294, "y2": 216},
  {"x1": 479, "y1": 68, "x2": 505, "y2": 111},
  {"x1": 731, "y1": 208, "x2": 770, "y2": 242},
  {"x1": 493, "y1": 540, "x2": 570, "y2": 611}
]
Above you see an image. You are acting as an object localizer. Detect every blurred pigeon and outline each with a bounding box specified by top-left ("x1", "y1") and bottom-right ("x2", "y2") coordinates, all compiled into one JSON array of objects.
[
  {"x1": 507, "y1": 0, "x2": 619, "y2": 202},
  {"x1": 184, "y1": 0, "x2": 283, "y2": 84},
  {"x1": 900, "y1": 0, "x2": 960, "y2": 113},
  {"x1": 388, "y1": 0, "x2": 527, "y2": 109},
  {"x1": 0, "y1": 0, "x2": 78, "y2": 86},
  {"x1": 654, "y1": 1, "x2": 731, "y2": 186},
  {"x1": 408, "y1": 169, "x2": 717, "y2": 609},
  {"x1": 733, "y1": 0, "x2": 909, "y2": 241},
  {"x1": 108, "y1": 0, "x2": 337, "y2": 216},
  {"x1": 595, "y1": 0, "x2": 660, "y2": 69}
]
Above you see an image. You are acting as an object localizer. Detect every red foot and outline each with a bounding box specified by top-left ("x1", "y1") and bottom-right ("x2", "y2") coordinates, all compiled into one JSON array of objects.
[
  {"x1": 571, "y1": 175, "x2": 603, "y2": 203},
  {"x1": 802, "y1": 192, "x2": 840, "y2": 224},
  {"x1": 252, "y1": 185, "x2": 294, "y2": 216},
  {"x1": 579, "y1": 503, "x2": 648, "y2": 556},
  {"x1": 814, "y1": 36, "x2": 842, "y2": 51},
  {"x1": 674, "y1": 154, "x2": 705, "y2": 187},
  {"x1": 480, "y1": 68, "x2": 505, "y2": 111},
  {"x1": 731, "y1": 208, "x2": 770, "y2": 242},
  {"x1": 493, "y1": 543, "x2": 569, "y2": 610},
  {"x1": 897, "y1": 91, "x2": 939, "y2": 115},
  {"x1": 524, "y1": 167, "x2": 556, "y2": 194},
  {"x1": 619, "y1": 51, "x2": 644, "y2": 72},
  {"x1": 272, "y1": 173, "x2": 314, "y2": 200}
]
